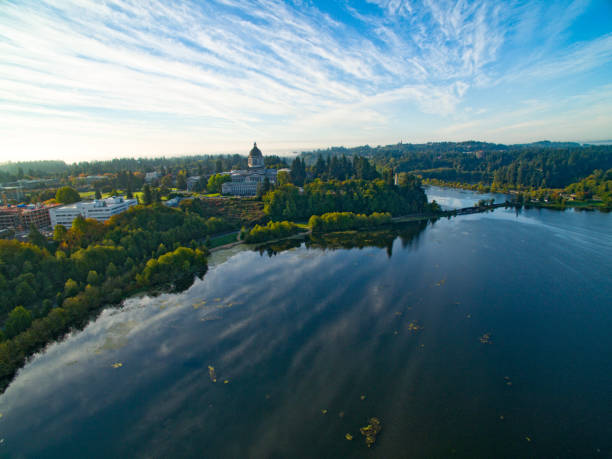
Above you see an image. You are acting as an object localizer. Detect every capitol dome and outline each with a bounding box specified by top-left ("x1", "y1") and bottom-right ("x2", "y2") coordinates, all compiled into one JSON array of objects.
[{"x1": 248, "y1": 142, "x2": 264, "y2": 169}]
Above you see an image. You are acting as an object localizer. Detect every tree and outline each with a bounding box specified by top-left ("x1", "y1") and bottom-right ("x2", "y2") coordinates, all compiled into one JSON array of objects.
[
  {"x1": 64, "y1": 278, "x2": 79, "y2": 297},
  {"x1": 95, "y1": 188, "x2": 102, "y2": 199},
  {"x1": 126, "y1": 182, "x2": 133, "y2": 199},
  {"x1": 16, "y1": 281, "x2": 37, "y2": 305},
  {"x1": 86, "y1": 270, "x2": 100, "y2": 285},
  {"x1": 106, "y1": 262, "x2": 118, "y2": 278},
  {"x1": 207, "y1": 174, "x2": 231, "y2": 193},
  {"x1": 290, "y1": 157, "x2": 306, "y2": 186},
  {"x1": 5, "y1": 306, "x2": 32, "y2": 339},
  {"x1": 161, "y1": 175, "x2": 173, "y2": 188},
  {"x1": 28, "y1": 224, "x2": 47, "y2": 248},
  {"x1": 55, "y1": 186, "x2": 80, "y2": 204},
  {"x1": 143, "y1": 184, "x2": 153, "y2": 205},
  {"x1": 176, "y1": 171, "x2": 187, "y2": 190},
  {"x1": 277, "y1": 170, "x2": 290, "y2": 186}
]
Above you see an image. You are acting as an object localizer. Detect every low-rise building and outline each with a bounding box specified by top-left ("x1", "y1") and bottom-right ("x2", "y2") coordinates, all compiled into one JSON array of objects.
[
  {"x1": 50, "y1": 196, "x2": 137, "y2": 229},
  {"x1": 145, "y1": 171, "x2": 160, "y2": 183},
  {"x1": 0, "y1": 203, "x2": 60, "y2": 230},
  {"x1": 186, "y1": 176, "x2": 203, "y2": 191}
]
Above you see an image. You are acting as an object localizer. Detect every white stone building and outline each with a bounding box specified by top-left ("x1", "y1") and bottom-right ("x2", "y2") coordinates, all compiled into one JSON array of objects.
[
  {"x1": 221, "y1": 143, "x2": 278, "y2": 196},
  {"x1": 50, "y1": 196, "x2": 137, "y2": 229}
]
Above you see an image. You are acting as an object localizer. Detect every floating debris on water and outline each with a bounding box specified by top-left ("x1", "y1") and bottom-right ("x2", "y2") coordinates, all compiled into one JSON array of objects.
[
  {"x1": 466, "y1": 314, "x2": 472, "y2": 319},
  {"x1": 393, "y1": 330, "x2": 399, "y2": 335},
  {"x1": 345, "y1": 433, "x2": 353, "y2": 441},
  {"x1": 506, "y1": 381, "x2": 513, "y2": 386},
  {"x1": 214, "y1": 298, "x2": 222, "y2": 302},
  {"x1": 265, "y1": 394, "x2": 271, "y2": 400},
  {"x1": 479, "y1": 333, "x2": 492, "y2": 344},
  {"x1": 525, "y1": 436, "x2": 532, "y2": 442},
  {"x1": 499, "y1": 415, "x2": 505, "y2": 420},
  {"x1": 111, "y1": 362, "x2": 123, "y2": 368},
  {"x1": 360, "y1": 417, "x2": 382, "y2": 448},
  {"x1": 360, "y1": 395, "x2": 366, "y2": 400},
  {"x1": 339, "y1": 411, "x2": 345, "y2": 418},
  {"x1": 208, "y1": 365, "x2": 217, "y2": 382},
  {"x1": 394, "y1": 311, "x2": 403, "y2": 317},
  {"x1": 435, "y1": 279, "x2": 446, "y2": 287},
  {"x1": 321, "y1": 409, "x2": 328, "y2": 415},
  {"x1": 224, "y1": 380, "x2": 229, "y2": 384},
  {"x1": 0, "y1": 413, "x2": 3, "y2": 418}
]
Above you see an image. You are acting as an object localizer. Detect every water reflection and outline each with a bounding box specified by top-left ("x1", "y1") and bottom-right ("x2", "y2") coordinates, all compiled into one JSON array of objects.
[
  {"x1": 1, "y1": 197, "x2": 611, "y2": 458},
  {"x1": 257, "y1": 220, "x2": 430, "y2": 259}
]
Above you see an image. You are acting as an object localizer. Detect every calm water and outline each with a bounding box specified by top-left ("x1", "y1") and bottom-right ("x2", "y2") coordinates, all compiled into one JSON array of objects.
[{"x1": 1, "y1": 188, "x2": 611, "y2": 458}]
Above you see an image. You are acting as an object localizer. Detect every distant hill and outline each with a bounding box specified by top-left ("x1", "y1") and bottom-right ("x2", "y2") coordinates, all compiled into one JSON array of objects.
[
  {"x1": 299, "y1": 141, "x2": 612, "y2": 189},
  {"x1": 0, "y1": 160, "x2": 68, "y2": 175}
]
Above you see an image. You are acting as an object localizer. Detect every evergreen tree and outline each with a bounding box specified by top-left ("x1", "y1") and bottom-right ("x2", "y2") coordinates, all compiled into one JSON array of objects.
[{"x1": 143, "y1": 184, "x2": 152, "y2": 205}]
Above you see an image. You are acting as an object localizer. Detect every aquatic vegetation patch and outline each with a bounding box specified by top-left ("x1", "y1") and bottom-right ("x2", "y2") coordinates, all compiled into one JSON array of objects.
[
  {"x1": 192, "y1": 300, "x2": 207, "y2": 309},
  {"x1": 111, "y1": 362, "x2": 123, "y2": 368},
  {"x1": 359, "y1": 417, "x2": 382, "y2": 448},
  {"x1": 208, "y1": 365, "x2": 217, "y2": 382},
  {"x1": 407, "y1": 321, "x2": 424, "y2": 332}
]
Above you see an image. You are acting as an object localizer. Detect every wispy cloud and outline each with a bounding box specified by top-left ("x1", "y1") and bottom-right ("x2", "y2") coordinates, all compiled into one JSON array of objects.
[{"x1": 0, "y1": 0, "x2": 610, "y2": 160}]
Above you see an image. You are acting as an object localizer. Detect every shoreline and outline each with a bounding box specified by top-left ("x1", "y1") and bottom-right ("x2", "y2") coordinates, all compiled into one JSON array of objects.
[{"x1": 424, "y1": 183, "x2": 610, "y2": 211}]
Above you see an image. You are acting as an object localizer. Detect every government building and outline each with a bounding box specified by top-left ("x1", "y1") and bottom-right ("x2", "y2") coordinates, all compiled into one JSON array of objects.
[
  {"x1": 221, "y1": 143, "x2": 279, "y2": 196},
  {"x1": 50, "y1": 196, "x2": 137, "y2": 229}
]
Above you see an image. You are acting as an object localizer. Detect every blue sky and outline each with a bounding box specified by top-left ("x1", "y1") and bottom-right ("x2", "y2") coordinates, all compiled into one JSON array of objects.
[{"x1": 1, "y1": 0, "x2": 611, "y2": 161}]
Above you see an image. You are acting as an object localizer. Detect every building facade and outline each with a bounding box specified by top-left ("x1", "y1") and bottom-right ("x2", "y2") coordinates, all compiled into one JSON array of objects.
[
  {"x1": 0, "y1": 204, "x2": 59, "y2": 230},
  {"x1": 222, "y1": 143, "x2": 278, "y2": 196},
  {"x1": 50, "y1": 196, "x2": 137, "y2": 229}
]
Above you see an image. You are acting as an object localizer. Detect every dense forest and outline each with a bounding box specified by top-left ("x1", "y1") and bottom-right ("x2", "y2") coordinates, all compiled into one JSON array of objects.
[
  {"x1": 299, "y1": 142, "x2": 612, "y2": 191},
  {"x1": 263, "y1": 177, "x2": 429, "y2": 221}
]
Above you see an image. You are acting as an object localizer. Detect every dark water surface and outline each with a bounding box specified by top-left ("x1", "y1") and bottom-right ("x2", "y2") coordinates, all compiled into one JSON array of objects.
[{"x1": 1, "y1": 188, "x2": 611, "y2": 458}]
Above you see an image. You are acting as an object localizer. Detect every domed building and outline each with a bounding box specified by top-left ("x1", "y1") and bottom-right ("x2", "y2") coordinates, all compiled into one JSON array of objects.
[
  {"x1": 248, "y1": 142, "x2": 264, "y2": 169},
  {"x1": 221, "y1": 142, "x2": 280, "y2": 196}
]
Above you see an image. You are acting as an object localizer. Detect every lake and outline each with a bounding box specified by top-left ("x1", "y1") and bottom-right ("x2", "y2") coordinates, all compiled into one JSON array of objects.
[{"x1": 0, "y1": 187, "x2": 611, "y2": 458}]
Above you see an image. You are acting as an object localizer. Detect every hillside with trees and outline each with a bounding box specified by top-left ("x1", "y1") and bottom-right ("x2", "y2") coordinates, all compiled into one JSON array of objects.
[
  {"x1": 299, "y1": 142, "x2": 612, "y2": 191},
  {"x1": 263, "y1": 177, "x2": 429, "y2": 221}
]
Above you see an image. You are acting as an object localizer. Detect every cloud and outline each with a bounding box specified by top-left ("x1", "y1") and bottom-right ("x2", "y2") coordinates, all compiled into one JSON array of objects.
[{"x1": 0, "y1": 0, "x2": 610, "y2": 160}]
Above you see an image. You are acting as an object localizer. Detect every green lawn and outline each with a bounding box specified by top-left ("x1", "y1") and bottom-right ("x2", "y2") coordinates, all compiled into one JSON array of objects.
[{"x1": 208, "y1": 232, "x2": 239, "y2": 248}]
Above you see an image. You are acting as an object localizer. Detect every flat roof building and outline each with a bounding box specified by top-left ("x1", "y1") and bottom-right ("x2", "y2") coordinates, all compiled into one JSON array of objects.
[{"x1": 50, "y1": 196, "x2": 137, "y2": 229}]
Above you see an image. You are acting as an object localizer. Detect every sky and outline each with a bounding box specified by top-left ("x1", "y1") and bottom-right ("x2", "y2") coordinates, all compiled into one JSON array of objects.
[{"x1": 1, "y1": 0, "x2": 611, "y2": 162}]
